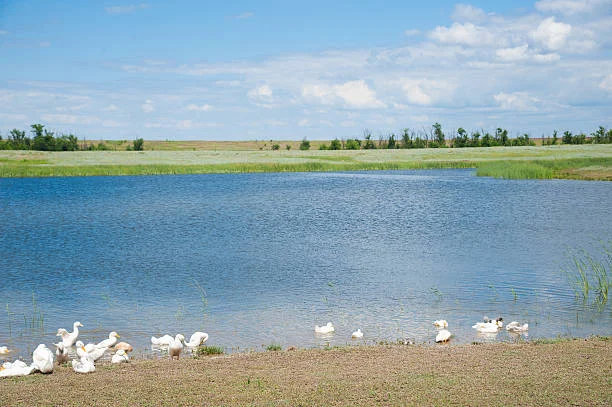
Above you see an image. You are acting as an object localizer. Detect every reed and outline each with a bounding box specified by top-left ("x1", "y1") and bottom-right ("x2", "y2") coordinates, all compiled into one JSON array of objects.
[
  {"x1": 563, "y1": 241, "x2": 612, "y2": 308},
  {"x1": 23, "y1": 293, "x2": 44, "y2": 332}
]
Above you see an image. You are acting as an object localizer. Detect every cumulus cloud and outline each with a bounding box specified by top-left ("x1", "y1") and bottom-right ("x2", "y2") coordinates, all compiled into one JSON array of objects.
[
  {"x1": 535, "y1": 0, "x2": 612, "y2": 15},
  {"x1": 452, "y1": 4, "x2": 488, "y2": 22},
  {"x1": 429, "y1": 22, "x2": 497, "y2": 47},
  {"x1": 302, "y1": 80, "x2": 385, "y2": 109},
  {"x1": 496, "y1": 44, "x2": 530, "y2": 61},
  {"x1": 531, "y1": 17, "x2": 572, "y2": 50},
  {"x1": 141, "y1": 99, "x2": 155, "y2": 113},
  {"x1": 494, "y1": 92, "x2": 540, "y2": 111},
  {"x1": 399, "y1": 79, "x2": 455, "y2": 106}
]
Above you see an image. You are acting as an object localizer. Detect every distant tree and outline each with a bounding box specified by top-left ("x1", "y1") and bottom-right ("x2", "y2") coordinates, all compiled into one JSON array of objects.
[
  {"x1": 299, "y1": 138, "x2": 310, "y2": 150},
  {"x1": 133, "y1": 138, "x2": 144, "y2": 151},
  {"x1": 363, "y1": 130, "x2": 376, "y2": 149},
  {"x1": 562, "y1": 131, "x2": 573, "y2": 144},
  {"x1": 401, "y1": 129, "x2": 413, "y2": 149},
  {"x1": 454, "y1": 127, "x2": 468, "y2": 148},
  {"x1": 552, "y1": 130, "x2": 558, "y2": 145},
  {"x1": 495, "y1": 128, "x2": 509, "y2": 146},
  {"x1": 345, "y1": 139, "x2": 360, "y2": 150},
  {"x1": 387, "y1": 134, "x2": 397, "y2": 149},
  {"x1": 272, "y1": 143, "x2": 280, "y2": 150},
  {"x1": 330, "y1": 138, "x2": 342, "y2": 150},
  {"x1": 432, "y1": 123, "x2": 445, "y2": 146},
  {"x1": 591, "y1": 126, "x2": 605, "y2": 144},
  {"x1": 285, "y1": 144, "x2": 291, "y2": 150}
]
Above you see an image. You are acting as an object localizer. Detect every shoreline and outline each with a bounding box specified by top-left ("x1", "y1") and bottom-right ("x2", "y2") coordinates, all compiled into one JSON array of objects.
[{"x1": 1, "y1": 337, "x2": 609, "y2": 406}]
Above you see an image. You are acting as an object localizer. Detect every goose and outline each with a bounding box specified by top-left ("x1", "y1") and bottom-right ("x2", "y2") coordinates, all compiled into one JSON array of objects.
[
  {"x1": 56, "y1": 321, "x2": 83, "y2": 347},
  {"x1": 32, "y1": 344, "x2": 54, "y2": 373},
  {"x1": 151, "y1": 334, "x2": 174, "y2": 346},
  {"x1": 0, "y1": 346, "x2": 9, "y2": 354},
  {"x1": 483, "y1": 316, "x2": 504, "y2": 328},
  {"x1": 169, "y1": 334, "x2": 185, "y2": 360},
  {"x1": 351, "y1": 329, "x2": 363, "y2": 339},
  {"x1": 184, "y1": 332, "x2": 209, "y2": 347},
  {"x1": 0, "y1": 360, "x2": 36, "y2": 377},
  {"x1": 435, "y1": 329, "x2": 452, "y2": 343},
  {"x1": 96, "y1": 331, "x2": 120, "y2": 349},
  {"x1": 75, "y1": 341, "x2": 107, "y2": 362},
  {"x1": 506, "y1": 321, "x2": 529, "y2": 333},
  {"x1": 314, "y1": 322, "x2": 335, "y2": 334},
  {"x1": 71, "y1": 355, "x2": 95, "y2": 374},
  {"x1": 111, "y1": 349, "x2": 129, "y2": 364},
  {"x1": 433, "y1": 320, "x2": 448, "y2": 328},
  {"x1": 472, "y1": 322, "x2": 501, "y2": 333},
  {"x1": 54, "y1": 342, "x2": 69, "y2": 365},
  {"x1": 115, "y1": 342, "x2": 133, "y2": 352}
]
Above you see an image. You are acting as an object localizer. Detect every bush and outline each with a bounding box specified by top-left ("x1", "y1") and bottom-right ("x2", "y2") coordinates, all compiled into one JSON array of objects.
[
  {"x1": 272, "y1": 143, "x2": 280, "y2": 150},
  {"x1": 299, "y1": 138, "x2": 311, "y2": 150},
  {"x1": 133, "y1": 138, "x2": 144, "y2": 151}
]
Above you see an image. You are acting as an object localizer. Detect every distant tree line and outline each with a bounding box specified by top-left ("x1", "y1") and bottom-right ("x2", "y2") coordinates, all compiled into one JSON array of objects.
[
  {"x1": 0, "y1": 124, "x2": 144, "y2": 151},
  {"x1": 305, "y1": 124, "x2": 612, "y2": 151}
]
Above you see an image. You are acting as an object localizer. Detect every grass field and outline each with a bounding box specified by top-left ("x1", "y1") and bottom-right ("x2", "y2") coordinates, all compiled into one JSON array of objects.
[
  {"x1": 0, "y1": 338, "x2": 609, "y2": 406},
  {"x1": 1, "y1": 144, "x2": 611, "y2": 180}
]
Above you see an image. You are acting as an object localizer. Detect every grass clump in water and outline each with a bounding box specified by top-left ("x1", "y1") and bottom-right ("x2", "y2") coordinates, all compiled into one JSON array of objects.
[
  {"x1": 563, "y1": 240, "x2": 612, "y2": 308},
  {"x1": 195, "y1": 345, "x2": 224, "y2": 356},
  {"x1": 266, "y1": 343, "x2": 282, "y2": 352}
]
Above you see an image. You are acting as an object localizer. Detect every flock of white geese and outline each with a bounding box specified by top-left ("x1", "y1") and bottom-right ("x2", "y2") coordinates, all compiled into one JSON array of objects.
[
  {"x1": 1, "y1": 316, "x2": 528, "y2": 378},
  {"x1": 0, "y1": 321, "x2": 209, "y2": 377}
]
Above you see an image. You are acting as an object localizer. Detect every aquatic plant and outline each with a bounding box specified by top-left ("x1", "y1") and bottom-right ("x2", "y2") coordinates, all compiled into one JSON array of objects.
[
  {"x1": 191, "y1": 280, "x2": 209, "y2": 320},
  {"x1": 23, "y1": 293, "x2": 44, "y2": 332},
  {"x1": 563, "y1": 241, "x2": 612, "y2": 308},
  {"x1": 195, "y1": 345, "x2": 224, "y2": 356},
  {"x1": 265, "y1": 343, "x2": 282, "y2": 351}
]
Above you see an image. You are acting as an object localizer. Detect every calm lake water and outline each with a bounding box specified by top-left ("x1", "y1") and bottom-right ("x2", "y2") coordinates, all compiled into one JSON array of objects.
[{"x1": 1, "y1": 169, "x2": 611, "y2": 359}]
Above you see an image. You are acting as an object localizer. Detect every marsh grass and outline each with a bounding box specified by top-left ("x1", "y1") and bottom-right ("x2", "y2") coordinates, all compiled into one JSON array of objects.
[
  {"x1": 195, "y1": 345, "x2": 224, "y2": 356},
  {"x1": 265, "y1": 343, "x2": 282, "y2": 351},
  {"x1": 23, "y1": 293, "x2": 44, "y2": 332},
  {"x1": 563, "y1": 241, "x2": 612, "y2": 308},
  {"x1": 477, "y1": 157, "x2": 612, "y2": 180}
]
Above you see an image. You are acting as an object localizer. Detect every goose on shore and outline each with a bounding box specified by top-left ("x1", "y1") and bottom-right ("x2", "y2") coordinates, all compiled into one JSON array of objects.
[
  {"x1": 75, "y1": 341, "x2": 107, "y2": 362},
  {"x1": 169, "y1": 334, "x2": 185, "y2": 360},
  {"x1": 32, "y1": 344, "x2": 54, "y2": 374},
  {"x1": 0, "y1": 360, "x2": 36, "y2": 377},
  {"x1": 435, "y1": 329, "x2": 452, "y2": 343},
  {"x1": 351, "y1": 329, "x2": 364, "y2": 339},
  {"x1": 111, "y1": 349, "x2": 129, "y2": 364},
  {"x1": 115, "y1": 342, "x2": 133, "y2": 352},
  {"x1": 96, "y1": 331, "x2": 120, "y2": 349},
  {"x1": 184, "y1": 332, "x2": 209, "y2": 347},
  {"x1": 315, "y1": 322, "x2": 335, "y2": 334},
  {"x1": 54, "y1": 342, "x2": 69, "y2": 365},
  {"x1": 56, "y1": 321, "x2": 83, "y2": 347},
  {"x1": 72, "y1": 355, "x2": 95, "y2": 374}
]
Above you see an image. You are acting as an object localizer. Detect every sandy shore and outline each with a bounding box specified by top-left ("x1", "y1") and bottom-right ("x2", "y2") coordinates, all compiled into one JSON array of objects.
[{"x1": 1, "y1": 338, "x2": 610, "y2": 406}]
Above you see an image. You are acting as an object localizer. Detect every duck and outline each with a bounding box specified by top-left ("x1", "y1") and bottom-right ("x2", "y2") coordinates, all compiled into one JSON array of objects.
[
  {"x1": 506, "y1": 321, "x2": 529, "y2": 333},
  {"x1": 71, "y1": 355, "x2": 95, "y2": 374},
  {"x1": 351, "y1": 329, "x2": 363, "y2": 339},
  {"x1": 169, "y1": 334, "x2": 185, "y2": 360},
  {"x1": 0, "y1": 360, "x2": 36, "y2": 377},
  {"x1": 32, "y1": 344, "x2": 54, "y2": 373},
  {"x1": 472, "y1": 322, "x2": 501, "y2": 333},
  {"x1": 111, "y1": 349, "x2": 129, "y2": 364},
  {"x1": 0, "y1": 346, "x2": 9, "y2": 355},
  {"x1": 96, "y1": 331, "x2": 120, "y2": 348},
  {"x1": 114, "y1": 342, "x2": 134, "y2": 352},
  {"x1": 184, "y1": 332, "x2": 209, "y2": 347},
  {"x1": 56, "y1": 321, "x2": 83, "y2": 347},
  {"x1": 151, "y1": 334, "x2": 175, "y2": 346},
  {"x1": 54, "y1": 342, "x2": 69, "y2": 365},
  {"x1": 315, "y1": 322, "x2": 335, "y2": 334},
  {"x1": 75, "y1": 341, "x2": 107, "y2": 362},
  {"x1": 483, "y1": 316, "x2": 504, "y2": 328},
  {"x1": 435, "y1": 329, "x2": 452, "y2": 343},
  {"x1": 433, "y1": 320, "x2": 448, "y2": 328}
]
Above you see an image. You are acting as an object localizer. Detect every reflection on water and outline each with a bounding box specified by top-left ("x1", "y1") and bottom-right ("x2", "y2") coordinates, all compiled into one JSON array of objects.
[{"x1": 0, "y1": 169, "x2": 611, "y2": 359}]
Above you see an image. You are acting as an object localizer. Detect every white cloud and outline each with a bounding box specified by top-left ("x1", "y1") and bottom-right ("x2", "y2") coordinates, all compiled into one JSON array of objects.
[
  {"x1": 452, "y1": 4, "x2": 488, "y2": 22},
  {"x1": 186, "y1": 103, "x2": 213, "y2": 111},
  {"x1": 494, "y1": 92, "x2": 540, "y2": 111},
  {"x1": 141, "y1": 99, "x2": 155, "y2": 113},
  {"x1": 41, "y1": 114, "x2": 78, "y2": 124},
  {"x1": 429, "y1": 22, "x2": 497, "y2": 47},
  {"x1": 496, "y1": 44, "x2": 530, "y2": 61},
  {"x1": 105, "y1": 3, "x2": 149, "y2": 15},
  {"x1": 399, "y1": 79, "x2": 455, "y2": 106},
  {"x1": 248, "y1": 85, "x2": 273, "y2": 99},
  {"x1": 404, "y1": 29, "x2": 421, "y2": 37},
  {"x1": 535, "y1": 0, "x2": 612, "y2": 15},
  {"x1": 302, "y1": 80, "x2": 385, "y2": 109},
  {"x1": 531, "y1": 17, "x2": 572, "y2": 50},
  {"x1": 600, "y1": 74, "x2": 612, "y2": 92},
  {"x1": 533, "y1": 53, "x2": 561, "y2": 62}
]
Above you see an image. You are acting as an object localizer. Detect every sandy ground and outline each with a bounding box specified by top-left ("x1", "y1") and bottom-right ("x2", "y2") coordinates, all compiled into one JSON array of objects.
[{"x1": 1, "y1": 338, "x2": 610, "y2": 406}]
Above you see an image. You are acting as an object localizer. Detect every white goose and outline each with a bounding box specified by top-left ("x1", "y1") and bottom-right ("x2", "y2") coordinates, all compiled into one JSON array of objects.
[
  {"x1": 72, "y1": 355, "x2": 95, "y2": 374},
  {"x1": 0, "y1": 346, "x2": 9, "y2": 355},
  {"x1": 315, "y1": 322, "x2": 335, "y2": 334},
  {"x1": 96, "y1": 331, "x2": 120, "y2": 349},
  {"x1": 472, "y1": 317, "x2": 504, "y2": 333},
  {"x1": 32, "y1": 344, "x2": 54, "y2": 373},
  {"x1": 184, "y1": 332, "x2": 209, "y2": 347},
  {"x1": 506, "y1": 321, "x2": 529, "y2": 333},
  {"x1": 433, "y1": 320, "x2": 448, "y2": 328},
  {"x1": 351, "y1": 329, "x2": 364, "y2": 339},
  {"x1": 0, "y1": 360, "x2": 36, "y2": 377},
  {"x1": 56, "y1": 321, "x2": 83, "y2": 347},
  {"x1": 76, "y1": 341, "x2": 108, "y2": 362},
  {"x1": 54, "y1": 342, "x2": 69, "y2": 365},
  {"x1": 111, "y1": 349, "x2": 129, "y2": 364},
  {"x1": 169, "y1": 334, "x2": 185, "y2": 360},
  {"x1": 151, "y1": 334, "x2": 175, "y2": 346},
  {"x1": 435, "y1": 329, "x2": 452, "y2": 343}
]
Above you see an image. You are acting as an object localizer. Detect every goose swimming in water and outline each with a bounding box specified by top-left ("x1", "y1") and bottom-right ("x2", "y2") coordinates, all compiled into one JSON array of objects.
[
  {"x1": 351, "y1": 329, "x2": 364, "y2": 339},
  {"x1": 473, "y1": 317, "x2": 504, "y2": 333},
  {"x1": 151, "y1": 334, "x2": 174, "y2": 346},
  {"x1": 56, "y1": 321, "x2": 83, "y2": 347},
  {"x1": 506, "y1": 321, "x2": 529, "y2": 333},
  {"x1": 32, "y1": 344, "x2": 54, "y2": 374},
  {"x1": 96, "y1": 331, "x2": 120, "y2": 349},
  {"x1": 54, "y1": 342, "x2": 69, "y2": 365},
  {"x1": 435, "y1": 329, "x2": 452, "y2": 343},
  {"x1": 184, "y1": 332, "x2": 209, "y2": 347},
  {"x1": 0, "y1": 360, "x2": 36, "y2": 377},
  {"x1": 111, "y1": 349, "x2": 129, "y2": 364},
  {"x1": 315, "y1": 322, "x2": 335, "y2": 334},
  {"x1": 169, "y1": 334, "x2": 185, "y2": 360},
  {"x1": 433, "y1": 320, "x2": 448, "y2": 328}
]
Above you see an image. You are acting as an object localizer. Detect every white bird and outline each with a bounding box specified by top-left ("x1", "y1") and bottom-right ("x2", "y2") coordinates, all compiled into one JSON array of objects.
[
  {"x1": 111, "y1": 349, "x2": 129, "y2": 364},
  {"x1": 32, "y1": 344, "x2": 54, "y2": 373},
  {"x1": 0, "y1": 360, "x2": 36, "y2": 377},
  {"x1": 54, "y1": 342, "x2": 69, "y2": 365},
  {"x1": 71, "y1": 355, "x2": 95, "y2": 374},
  {"x1": 56, "y1": 321, "x2": 83, "y2": 347},
  {"x1": 315, "y1": 322, "x2": 335, "y2": 334},
  {"x1": 184, "y1": 332, "x2": 209, "y2": 347},
  {"x1": 433, "y1": 320, "x2": 448, "y2": 328},
  {"x1": 351, "y1": 329, "x2": 363, "y2": 339},
  {"x1": 115, "y1": 342, "x2": 133, "y2": 353},
  {"x1": 0, "y1": 346, "x2": 9, "y2": 354},
  {"x1": 75, "y1": 341, "x2": 107, "y2": 362},
  {"x1": 472, "y1": 322, "x2": 501, "y2": 333},
  {"x1": 169, "y1": 334, "x2": 185, "y2": 360},
  {"x1": 96, "y1": 331, "x2": 120, "y2": 348},
  {"x1": 151, "y1": 334, "x2": 174, "y2": 346},
  {"x1": 506, "y1": 321, "x2": 529, "y2": 333},
  {"x1": 435, "y1": 329, "x2": 452, "y2": 343}
]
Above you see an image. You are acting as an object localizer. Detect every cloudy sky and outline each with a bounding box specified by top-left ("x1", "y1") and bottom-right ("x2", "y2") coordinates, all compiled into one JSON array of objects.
[{"x1": 1, "y1": 0, "x2": 611, "y2": 140}]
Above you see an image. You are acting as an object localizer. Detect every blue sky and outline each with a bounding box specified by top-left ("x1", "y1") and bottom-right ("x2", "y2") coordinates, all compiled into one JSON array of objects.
[{"x1": 1, "y1": 0, "x2": 611, "y2": 140}]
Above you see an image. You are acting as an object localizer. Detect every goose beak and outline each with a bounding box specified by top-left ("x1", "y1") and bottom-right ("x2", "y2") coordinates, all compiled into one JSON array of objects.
[
  {"x1": 81, "y1": 346, "x2": 86, "y2": 352},
  {"x1": 116, "y1": 334, "x2": 121, "y2": 338}
]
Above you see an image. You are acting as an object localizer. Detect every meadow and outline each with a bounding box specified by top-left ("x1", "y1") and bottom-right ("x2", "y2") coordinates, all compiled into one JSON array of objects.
[{"x1": 1, "y1": 143, "x2": 611, "y2": 180}]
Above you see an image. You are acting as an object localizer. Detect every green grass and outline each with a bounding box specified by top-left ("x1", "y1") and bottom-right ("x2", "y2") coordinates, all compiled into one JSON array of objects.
[
  {"x1": 476, "y1": 157, "x2": 612, "y2": 180},
  {"x1": 563, "y1": 241, "x2": 612, "y2": 308},
  {"x1": 265, "y1": 343, "x2": 282, "y2": 351},
  {"x1": 195, "y1": 345, "x2": 224, "y2": 356}
]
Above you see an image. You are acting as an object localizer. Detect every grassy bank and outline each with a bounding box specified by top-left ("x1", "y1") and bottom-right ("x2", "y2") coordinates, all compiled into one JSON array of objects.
[
  {"x1": 1, "y1": 338, "x2": 609, "y2": 406},
  {"x1": 1, "y1": 144, "x2": 611, "y2": 180}
]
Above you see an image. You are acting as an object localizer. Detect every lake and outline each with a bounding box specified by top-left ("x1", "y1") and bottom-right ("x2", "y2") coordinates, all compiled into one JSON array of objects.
[{"x1": 1, "y1": 169, "x2": 611, "y2": 359}]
